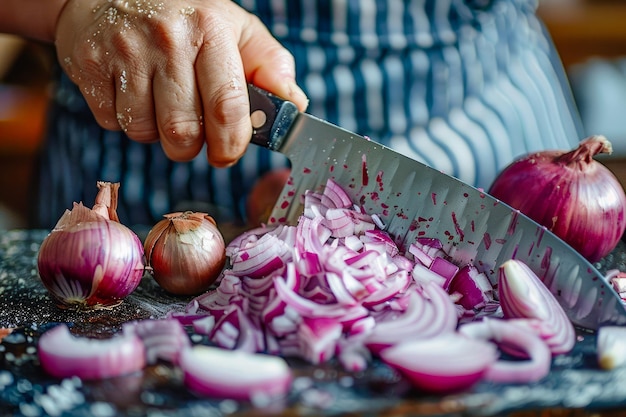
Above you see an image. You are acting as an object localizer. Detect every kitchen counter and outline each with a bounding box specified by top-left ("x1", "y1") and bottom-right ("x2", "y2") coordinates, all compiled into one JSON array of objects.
[{"x1": 3, "y1": 229, "x2": 626, "y2": 417}]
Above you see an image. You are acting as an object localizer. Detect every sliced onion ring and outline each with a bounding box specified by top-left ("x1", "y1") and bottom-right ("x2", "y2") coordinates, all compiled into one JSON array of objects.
[{"x1": 459, "y1": 318, "x2": 551, "y2": 383}]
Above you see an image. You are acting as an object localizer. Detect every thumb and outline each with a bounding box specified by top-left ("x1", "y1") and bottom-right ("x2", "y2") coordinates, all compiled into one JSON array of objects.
[{"x1": 239, "y1": 15, "x2": 309, "y2": 112}]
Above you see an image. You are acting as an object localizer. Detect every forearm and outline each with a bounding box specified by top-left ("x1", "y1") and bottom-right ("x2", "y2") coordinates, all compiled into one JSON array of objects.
[{"x1": 0, "y1": 0, "x2": 69, "y2": 42}]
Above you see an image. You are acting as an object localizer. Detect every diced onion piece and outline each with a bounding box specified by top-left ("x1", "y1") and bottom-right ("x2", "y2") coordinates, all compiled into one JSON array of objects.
[
  {"x1": 429, "y1": 257, "x2": 459, "y2": 289},
  {"x1": 38, "y1": 324, "x2": 146, "y2": 380},
  {"x1": 459, "y1": 318, "x2": 551, "y2": 383},
  {"x1": 321, "y1": 178, "x2": 353, "y2": 209},
  {"x1": 597, "y1": 326, "x2": 626, "y2": 370},
  {"x1": 379, "y1": 332, "x2": 498, "y2": 393},
  {"x1": 448, "y1": 265, "x2": 494, "y2": 310},
  {"x1": 180, "y1": 345, "x2": 292, "y2": 401},
  {"x1": 192, "y1": 315, "x2": 216, "y2": 335},
  {"x1": 296, "y1": 317, "x2": 343, "y2": 364},
  {"x1": 412, "y1": 263, "x2": 447, "y2": 288},
  {"x1": 230, "y1": 233, "x2": 292, "y2": 278},
  {"x1": 606, "y1": 270, "x2": 626, "y2": 302},
  {"x1": 324, "y1": 208, "x2": 356, "y2": 237}
]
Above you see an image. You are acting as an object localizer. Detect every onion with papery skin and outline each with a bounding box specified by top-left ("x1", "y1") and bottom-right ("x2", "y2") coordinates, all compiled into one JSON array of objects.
[
  {"x1": 37, "y1": 182, "x2": 145, "y2": 309},
  {"x1": 489, "y1": 135, "x2": 626, "y2": 262},
  {"x1": 144, "y1": 211, "x2": 226, "y2": 295}
]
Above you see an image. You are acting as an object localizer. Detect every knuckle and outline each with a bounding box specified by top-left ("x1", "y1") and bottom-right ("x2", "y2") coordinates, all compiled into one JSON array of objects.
[
  {"x1": 109, "y1": 31, "x2": 143, "y2": 62},
  {"x1": 152, "y1": 18, "x2": 187, "y2": 52},
  {"x1": 207, "y1": 145, "x2": 243, "y2": 167}
]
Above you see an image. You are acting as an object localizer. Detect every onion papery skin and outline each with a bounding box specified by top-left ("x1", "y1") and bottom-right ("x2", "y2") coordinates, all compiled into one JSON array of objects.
[
  {"x1": 37, "y1": 203, "x2": 145, "y2": 309},
  {"x1": 144, "y1": 212, "x2": 226, "y2": 295},
  {"x1": 488, "y1": 135, "x2": 626, "y2": 262}
]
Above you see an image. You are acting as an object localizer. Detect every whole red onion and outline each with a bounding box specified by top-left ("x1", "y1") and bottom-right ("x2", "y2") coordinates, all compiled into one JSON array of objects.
[
  {"x1": 489, "y1": 135, "x2": 626, "y2": 262},
  {"x1": 37, "y1": 182, "x2": 145, "y2": 309},
  {"x1": 144, "y1": 211, "x2": 226, "y2": 295}
]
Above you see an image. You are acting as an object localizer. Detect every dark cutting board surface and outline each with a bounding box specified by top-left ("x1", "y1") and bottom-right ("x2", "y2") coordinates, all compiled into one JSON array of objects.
[{"x1": 2, "y1": 229, "x2": 626, "y2": 417}]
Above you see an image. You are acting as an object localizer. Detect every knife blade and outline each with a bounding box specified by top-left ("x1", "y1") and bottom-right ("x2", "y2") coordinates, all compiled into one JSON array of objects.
[{"x1": 248, "y1": 84, "x2": 626, "y2": 330}]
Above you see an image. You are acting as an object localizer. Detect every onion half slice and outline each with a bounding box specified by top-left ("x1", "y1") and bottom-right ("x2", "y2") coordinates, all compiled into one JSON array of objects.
[
  {"x1": 379, "y1": 332, "x2": 498, "y2": 393},
  {"x1": 180, "y1": 345, "x2": 292, "y2": 401},
  {"x1": 38, "y1": 324, "x2": 146, "y2": 380},
  {"x1": 498, "y1": 259, "x2": 575, "y2": 355},
  {"x1": 459, "y1": 318, "x2": 551, "y2": 383}
]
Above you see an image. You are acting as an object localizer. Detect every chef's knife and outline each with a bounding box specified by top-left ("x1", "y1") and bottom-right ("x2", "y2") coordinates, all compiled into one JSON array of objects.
[{"x1": 248, "y1": 84, "x2": 626, "y2": 330}]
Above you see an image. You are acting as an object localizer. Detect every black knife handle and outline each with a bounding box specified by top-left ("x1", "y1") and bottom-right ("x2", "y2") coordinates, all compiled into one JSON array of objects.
[{"x1": 248, "y1": 84, "x2": 299, "y2": 151}]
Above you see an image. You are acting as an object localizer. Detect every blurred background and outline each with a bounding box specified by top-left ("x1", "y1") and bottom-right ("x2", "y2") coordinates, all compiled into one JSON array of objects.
[
  {"x1": 1, "y1": 0, "x2": 626, "y2": 230},
  {"x1": 0, "y1": 35, "x2": 52, "y2": 229}
]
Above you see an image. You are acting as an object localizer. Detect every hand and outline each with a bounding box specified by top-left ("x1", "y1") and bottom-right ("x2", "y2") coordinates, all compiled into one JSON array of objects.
[{"x1": 54, "y1": 0, "x2": 308, "y2": 166}]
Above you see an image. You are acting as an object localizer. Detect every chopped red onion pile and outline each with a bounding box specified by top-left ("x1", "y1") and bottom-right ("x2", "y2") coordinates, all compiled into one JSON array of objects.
[
  {"x1": 169, "y1": 178, "x2": 576, "y2": 392},
  {"x1": 37, "y1": 178, "x2": 582, "y2": 397}
]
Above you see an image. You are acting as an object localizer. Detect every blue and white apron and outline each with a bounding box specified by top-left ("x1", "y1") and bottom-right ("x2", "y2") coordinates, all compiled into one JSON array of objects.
[{"x1": 33, "y1": 0, "x2": 583, "y2": 229}]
